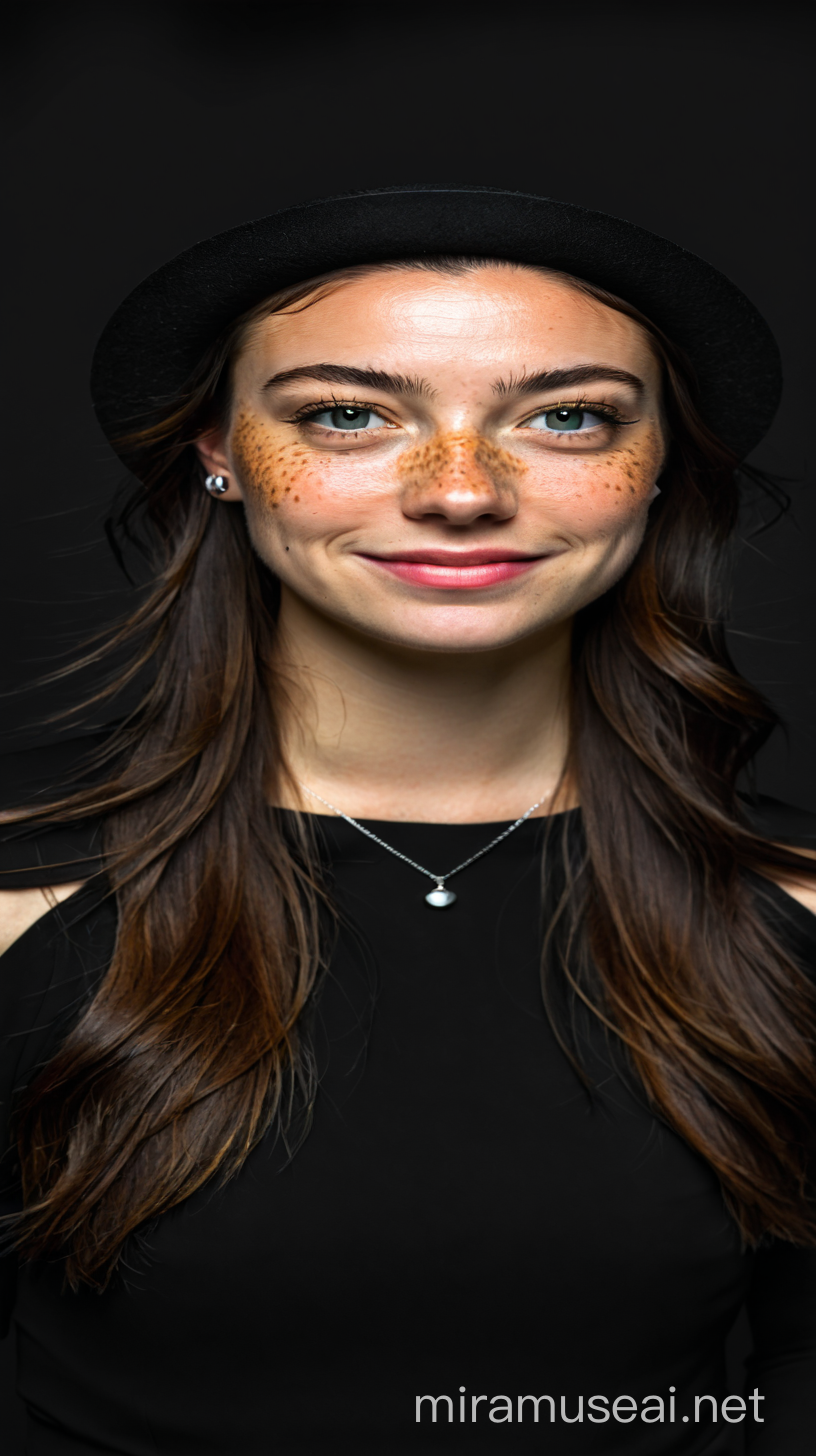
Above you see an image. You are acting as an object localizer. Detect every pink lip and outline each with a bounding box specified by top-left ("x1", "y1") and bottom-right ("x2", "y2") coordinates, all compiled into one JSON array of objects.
[{"x1": 358, "y1": 549, "x2": 548, "y2": 590}]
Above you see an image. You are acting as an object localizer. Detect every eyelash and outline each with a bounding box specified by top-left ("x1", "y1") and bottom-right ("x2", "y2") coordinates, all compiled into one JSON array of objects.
[
  {"x1": 284, "y1": 398, "x2": 388, "y2": 427},
  {"x1": 285, "y1": 397, "x2": 638, "y2": 430},
  {"x1": 520, "y1": 398, "x2": 638, "y2": 430}
]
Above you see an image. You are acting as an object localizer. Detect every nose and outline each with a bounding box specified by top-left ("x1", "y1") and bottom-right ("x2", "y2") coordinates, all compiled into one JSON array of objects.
[{"x1": 399, "y1": 431, "x2": 520, "y2": 526}]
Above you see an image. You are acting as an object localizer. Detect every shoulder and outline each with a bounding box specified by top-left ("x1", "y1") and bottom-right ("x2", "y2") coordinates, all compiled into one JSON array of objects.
[
  {"x1": 0, "y1": 883, "x2": 89, "y2": 957},
  {"x1": 741, "y1": 793, "x2": 816, "y2": 946},
  {"x1": 0, "y1": 731, "x2": 109, "y2": 890},
  {"x1": 0, "y1": 732, "x2": 110, "y2": 953}
]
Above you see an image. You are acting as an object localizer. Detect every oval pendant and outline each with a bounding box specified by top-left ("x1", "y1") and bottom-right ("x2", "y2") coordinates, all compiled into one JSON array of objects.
[{"x1": 425, "y1": 885, "x2": 457, "y2": 908}]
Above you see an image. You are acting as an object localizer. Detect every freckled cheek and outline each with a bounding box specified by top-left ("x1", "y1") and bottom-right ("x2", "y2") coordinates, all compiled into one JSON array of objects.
[
  {"x1": 528, "y1": 461, "x2": 653, "y2": 532},
  {"x1": 233, "y1": 439, "x2": 317, "y2": 510},
  {"x1": 239, "y1": 454, "x2": 397, "y2": 534}
]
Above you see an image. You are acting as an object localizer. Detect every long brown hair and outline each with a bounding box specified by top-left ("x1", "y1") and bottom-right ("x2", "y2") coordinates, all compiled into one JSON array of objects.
[{"x1": 5, "y1": 257, "x2": 816, "y2": 1289}]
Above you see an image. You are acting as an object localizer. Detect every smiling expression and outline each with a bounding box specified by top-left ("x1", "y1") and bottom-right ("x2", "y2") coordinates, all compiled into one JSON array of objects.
[{"x1": 198, "y1": 265, "x2": 667, "y2": 653}]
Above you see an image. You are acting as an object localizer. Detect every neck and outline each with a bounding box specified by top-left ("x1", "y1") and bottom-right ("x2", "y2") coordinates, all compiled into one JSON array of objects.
[{"x1": 275, "y1": 588, "x2": 573, "y2": 823}]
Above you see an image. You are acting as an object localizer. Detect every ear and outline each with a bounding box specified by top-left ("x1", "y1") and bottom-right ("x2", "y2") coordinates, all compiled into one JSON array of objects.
[{"x1": 194, "y1": 430, "x2": 245, "y2": 501}]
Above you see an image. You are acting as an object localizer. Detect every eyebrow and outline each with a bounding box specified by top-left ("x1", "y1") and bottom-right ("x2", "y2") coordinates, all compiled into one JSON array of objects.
[
  {"x1": 262, "y1": 364, "x2": 436, "y2": 399},
  {"x1": 261, "y1": 361, "x2": 646, "y2": 402},
  {"x1": 491, "y1": 366, "x2": 645, "y2": 398}
]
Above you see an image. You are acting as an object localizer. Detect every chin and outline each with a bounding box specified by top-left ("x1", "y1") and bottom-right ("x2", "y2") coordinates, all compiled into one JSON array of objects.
[{"x1": 355, "y1": 607, "x2": 560, "y2": 654}]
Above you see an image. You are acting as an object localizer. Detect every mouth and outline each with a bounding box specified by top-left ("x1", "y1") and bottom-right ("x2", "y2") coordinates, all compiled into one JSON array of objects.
[{"x1": 357, "y1": 549, "x2": 552, "y2": 590}]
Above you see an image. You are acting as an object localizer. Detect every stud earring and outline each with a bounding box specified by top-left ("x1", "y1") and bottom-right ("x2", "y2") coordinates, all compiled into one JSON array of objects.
[{"x1": 205, "y1": 474, "x2": 229, "y2": 496}]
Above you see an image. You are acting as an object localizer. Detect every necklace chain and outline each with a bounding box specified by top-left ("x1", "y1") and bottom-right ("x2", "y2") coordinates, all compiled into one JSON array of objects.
[{"x1": 296, "y1": 781, "x2": 547, "y2": 896}]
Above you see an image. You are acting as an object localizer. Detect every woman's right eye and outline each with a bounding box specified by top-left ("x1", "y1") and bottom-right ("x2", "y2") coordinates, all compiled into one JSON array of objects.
[{"x1": 308, "y1": 406, "x2": 388, "y2": 432}]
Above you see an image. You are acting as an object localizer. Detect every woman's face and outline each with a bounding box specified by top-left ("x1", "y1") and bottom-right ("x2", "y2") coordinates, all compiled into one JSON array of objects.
[{"x1": 199, "y1": 266, "x2": 666, "y2": 654}]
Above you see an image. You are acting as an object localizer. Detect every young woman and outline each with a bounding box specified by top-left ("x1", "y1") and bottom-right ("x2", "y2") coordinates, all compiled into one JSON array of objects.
[{"x1": 1, "y1": 187, "x2": 814, "y2": 1454}]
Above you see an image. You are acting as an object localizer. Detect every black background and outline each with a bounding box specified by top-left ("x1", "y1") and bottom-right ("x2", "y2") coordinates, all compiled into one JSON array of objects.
[
  {"x1": 0, "y1": 0, "x2": 813, "y2": 1444},
  {"x1": 2, "y1": 0, "x2": 815, "y2": 804}
]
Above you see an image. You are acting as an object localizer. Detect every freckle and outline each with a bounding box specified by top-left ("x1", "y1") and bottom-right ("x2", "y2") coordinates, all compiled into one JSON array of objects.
[
  {"x1": 615, "y1": 485, "x2": 621, "y2": 492},
  {"x1": 293, "y1": 495, "x2": 300, "y2": 502},
  {"x1": 629, "y1": 486, "x2": 636, "y2": 495}
]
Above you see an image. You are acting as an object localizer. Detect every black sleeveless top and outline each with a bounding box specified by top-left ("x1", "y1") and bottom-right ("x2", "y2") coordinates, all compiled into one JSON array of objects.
[{"x1": 1, "y1": 737, "x2": 815, "y2": 1455}]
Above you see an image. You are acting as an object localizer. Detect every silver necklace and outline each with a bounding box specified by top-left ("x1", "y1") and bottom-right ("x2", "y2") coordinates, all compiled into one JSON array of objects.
[{"x1": 297, "y1": 782, "x2": 548, "y2": 909}]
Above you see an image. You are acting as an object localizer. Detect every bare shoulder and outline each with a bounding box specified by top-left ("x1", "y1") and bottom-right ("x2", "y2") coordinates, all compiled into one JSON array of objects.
[
  {"x1": 766, "y1": 845, "x2": 816, "y2": 919},
  {"x1": 741, "y1": 796, "x2": 816, "y2": 919},
  {"x1": 0, "y1": 883, "x2": 86, "y2": 957}
]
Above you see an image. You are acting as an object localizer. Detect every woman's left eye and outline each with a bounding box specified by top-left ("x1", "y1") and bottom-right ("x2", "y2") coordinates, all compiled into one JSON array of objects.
[
  {"x1": 525, "y1": 407, "x2": 606, "y2": 434},
  {"x1": 309, "y1": 406, "x2": 388, "y2": 432}
]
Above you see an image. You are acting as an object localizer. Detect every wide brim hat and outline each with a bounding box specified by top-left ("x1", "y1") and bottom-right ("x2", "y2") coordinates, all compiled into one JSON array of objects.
[{"x1": 91, "y1": 185, "x2": 781, "y2": 461}]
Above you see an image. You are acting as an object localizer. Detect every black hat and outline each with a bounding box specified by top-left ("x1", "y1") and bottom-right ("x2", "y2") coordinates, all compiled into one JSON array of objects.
[{"x1": 91, "y1": 186, "x2": 781, "y2": 461}]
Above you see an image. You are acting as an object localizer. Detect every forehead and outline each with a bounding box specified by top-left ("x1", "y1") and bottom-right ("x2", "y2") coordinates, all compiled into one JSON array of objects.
[{"x1": 237, "y1": 266, "x2": 660, "y2": 385}]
